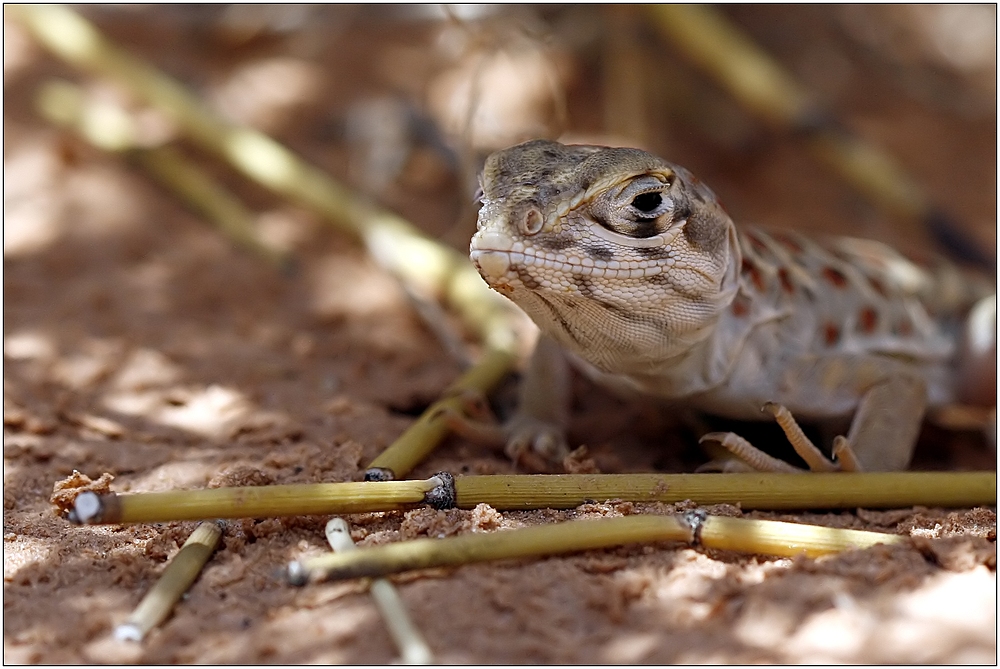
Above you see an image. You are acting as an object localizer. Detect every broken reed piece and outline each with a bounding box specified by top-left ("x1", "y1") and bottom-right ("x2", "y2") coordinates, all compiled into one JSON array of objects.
[
  {"x1": 694, "y1": 514, "x2": 903, "y2": 556},
  {"x1": 67, "y1": 477, "x2": 446, "y2": 525},
  {"x1": 290, "y1": 514, "x2": 692, "y2": 585},
  {"x1": 364, "y1": 347, "x2": 517, "y2": 481},
  {"x1": 66, "y1": 471, "x2": 997, "y2": 525},
  {"x1": 289, "y1": 513, "x2": 904, "y2": 584},
  {"x1": 35, "y1": 73, "x2": 514, "y2": 487},
  {"x1": 323, "y1": 519, "x2": 434, "y2": 665},
  {"x1": 113, "y1": 521, "x2": 223, "y2": 642}
]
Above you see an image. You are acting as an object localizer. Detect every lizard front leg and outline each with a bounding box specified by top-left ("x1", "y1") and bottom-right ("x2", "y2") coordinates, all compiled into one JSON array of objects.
[
  {"x1": 704, "y1": 356, "x2": 928, "y2": 472},
  {"x1": 503, "y1": 334, "x2": 573, "y2": 464},
  {"x1": 442, "y1": 335, "x2": 572, "y2": 468}
]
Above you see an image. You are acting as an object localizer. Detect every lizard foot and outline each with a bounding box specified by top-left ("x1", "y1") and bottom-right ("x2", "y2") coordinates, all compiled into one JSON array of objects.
[
  {"x1": 700, "y1": 402, "x2": 863, "y2": 473},
  {"x1": 503, "y1": 415, "x2": 571, "y2": 471},
  {"x1": 437, "y1": 394, "x2": 570, "y2": 471}
]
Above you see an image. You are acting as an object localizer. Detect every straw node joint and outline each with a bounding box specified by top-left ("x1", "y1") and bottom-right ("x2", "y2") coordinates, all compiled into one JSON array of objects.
[
  {"x1": 364, "y1": 467, "x2": 395, "y2": 482},
  {"x1": 424, "y1": 472, "x2": 456, "y2": 509},
  {"x1": 682, "y1": 509, "x2": 708, "y2": 546}
]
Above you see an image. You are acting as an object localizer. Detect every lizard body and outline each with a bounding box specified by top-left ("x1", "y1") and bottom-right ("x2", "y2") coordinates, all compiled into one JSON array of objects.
[{"x1": 469, "y1": 140, "x2": 994, "y2": 471}]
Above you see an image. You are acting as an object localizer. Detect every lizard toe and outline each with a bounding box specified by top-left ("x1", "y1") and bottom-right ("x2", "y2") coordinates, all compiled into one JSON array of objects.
[{"x1": 503, "y1": 417, "x2": 570, "y2": 467}]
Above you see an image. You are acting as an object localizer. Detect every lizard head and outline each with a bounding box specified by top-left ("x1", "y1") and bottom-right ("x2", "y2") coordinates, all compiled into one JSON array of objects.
[{"x1": 470, "y1": 139, "x2": 740, "y2": 375}]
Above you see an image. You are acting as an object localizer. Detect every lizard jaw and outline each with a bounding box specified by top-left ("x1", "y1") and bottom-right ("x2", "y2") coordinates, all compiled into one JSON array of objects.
[
  {"x1": 470, "y1": 249, "x2": 512, "y2": 286},
  {"x1": 470, "y1": 229, "x2": 517, "y2": 290}
]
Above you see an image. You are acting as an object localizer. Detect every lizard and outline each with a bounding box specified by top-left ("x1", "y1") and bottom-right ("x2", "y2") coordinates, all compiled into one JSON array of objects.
[{"x1": 468, "y1": 139, "x2": 995, "y2": 472}]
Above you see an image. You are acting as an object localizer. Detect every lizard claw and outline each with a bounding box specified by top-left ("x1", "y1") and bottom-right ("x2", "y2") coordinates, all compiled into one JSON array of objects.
[
  {"x1": 831, "y1": 436, "x2": 862, "y2": 472},
  {"x1": 700, "y1": 431, "x2": 804, "y2": 473},
  {"x1": 439, "y1": 397, "x2": 570, "y2": 471},
  {"x1": 504, "y1": 417, "x2": 571, "y2": 468},
  {"x1": 702, "y1": 403, "x2": 859, "y2": 473}
]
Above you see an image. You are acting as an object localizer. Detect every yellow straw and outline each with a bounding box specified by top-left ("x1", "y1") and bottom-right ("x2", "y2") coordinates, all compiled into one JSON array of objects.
[{"x1": 113, "y1": 521, "x2": 223, "y2": 641}]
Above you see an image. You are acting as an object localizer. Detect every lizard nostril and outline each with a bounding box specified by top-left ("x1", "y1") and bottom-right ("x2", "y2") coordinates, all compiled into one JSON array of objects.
[{"x1": 520, "y1": 208, "x2": 544, "y2": 236}]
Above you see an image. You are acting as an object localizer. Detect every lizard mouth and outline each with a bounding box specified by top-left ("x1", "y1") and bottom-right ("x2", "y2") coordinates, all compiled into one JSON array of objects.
[
  {"x1": 470, "y1": 228, "x2": 517, "y2": 283},
  {"x1": 470, "y1": 248, "x2": 512, "y2": 283},
  {"x1": 470, "y1": 229, "x2": 515, "y2": 252}
]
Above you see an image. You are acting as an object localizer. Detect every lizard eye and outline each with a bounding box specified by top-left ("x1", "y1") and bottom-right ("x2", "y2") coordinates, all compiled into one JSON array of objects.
[
  {"x1": 631, "y1": 192, "x2": 663, "y2": 215},
  {"x1": 619, "y1": 175, "x2": 674, "y2": 222},
  {"x1": 590, "y1": 174, "x2": 676, "y2": 239}
]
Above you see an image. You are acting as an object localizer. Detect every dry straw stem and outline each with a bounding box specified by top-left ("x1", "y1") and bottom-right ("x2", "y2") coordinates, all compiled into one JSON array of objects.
[
  {"x1": 325, "y1": 519, "x2": 434, "y2": 665},
  {"x1": 34, "y1": 75, "x2": 512, "y2": 486},
  {"x1": 292, "y1": 513, "x2": 903, "y2": 583},
  {"x1": 648, "y1": 4, "x2": 986, "y2": 264},
  {"x1": 10, "y1": 4, "x2": 519, "y2": 353},
  {"x1": 113, "y1": 521, "x2": 223, "y2": 642},
  {"x1": 697, "y1": 515, "x2": 903, "y2": 558},
  {"x1": 34, "y1": 80, "x2": 290, "y2": 269},
  {"x1": 66, "y1": 471, "x2": 995, "y2": 525},
  {"x1": 364, "y1": 346, "x2": 516, "y2": 480},
  {"x1": 293, "y1": 514, "x2": 693, "y2": 583},
  {"x1": 647, "y1": 5, "x2": 810, "y2": 128},
  {"x1": 68, "y1": 478, "x2": 444, "y2": 525},
  {"x1": 451, "y1": 472, "x2": 997, "y2": 511}
]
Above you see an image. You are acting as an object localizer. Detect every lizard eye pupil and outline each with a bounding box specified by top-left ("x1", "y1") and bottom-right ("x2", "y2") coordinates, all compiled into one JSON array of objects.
[{"x1": 631, "y1": 192, "x2": 663, "y2": 214}]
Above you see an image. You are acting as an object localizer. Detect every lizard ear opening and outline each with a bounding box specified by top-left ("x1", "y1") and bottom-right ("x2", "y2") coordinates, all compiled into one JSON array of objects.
[{"x1": 520, "y1": 207, "x2": 545, "y2": 235}]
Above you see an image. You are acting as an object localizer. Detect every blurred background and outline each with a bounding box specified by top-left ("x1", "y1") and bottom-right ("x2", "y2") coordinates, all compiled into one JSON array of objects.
[{"x1": 6, "y1": 4, "x2": 996, "y2": 260}]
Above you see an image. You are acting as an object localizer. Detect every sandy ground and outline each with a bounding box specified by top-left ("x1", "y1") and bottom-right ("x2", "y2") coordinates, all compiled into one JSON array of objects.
[{"x1": 4, "y1": 6, "x2": 996, "y2": 663}]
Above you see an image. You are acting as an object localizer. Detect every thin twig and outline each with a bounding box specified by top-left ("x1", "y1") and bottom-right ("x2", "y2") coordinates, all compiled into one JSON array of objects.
[
  {"x1": 323, "y1": 519, "x2": 434, "y2": 664},
  {"x1": 451, "y1": 472, "x2": 997, "y2": 510},
  {"x1": 364, "y1": 347, "x2": 516, "y2": 480},
  {"x1": 10, "y1": 4, "x2": 523, "y2": 349},
  {"x1": 290, "y1": 512, "x2": 904, "y2": 584},
  {"x1": 114, "y1": 521, "x2": 223, "y2": 642},
  {"x1": 14, "y1": 4, "x2": 525, "y2": 482},
  {"x1": 67, "y1": 477, "x2": 446, "y2": 525}
]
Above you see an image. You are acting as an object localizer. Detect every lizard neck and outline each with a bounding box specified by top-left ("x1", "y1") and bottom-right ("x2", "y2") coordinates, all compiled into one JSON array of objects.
[{"x1": 509, "y1": 220, "x2": 743, "y2": 389}]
